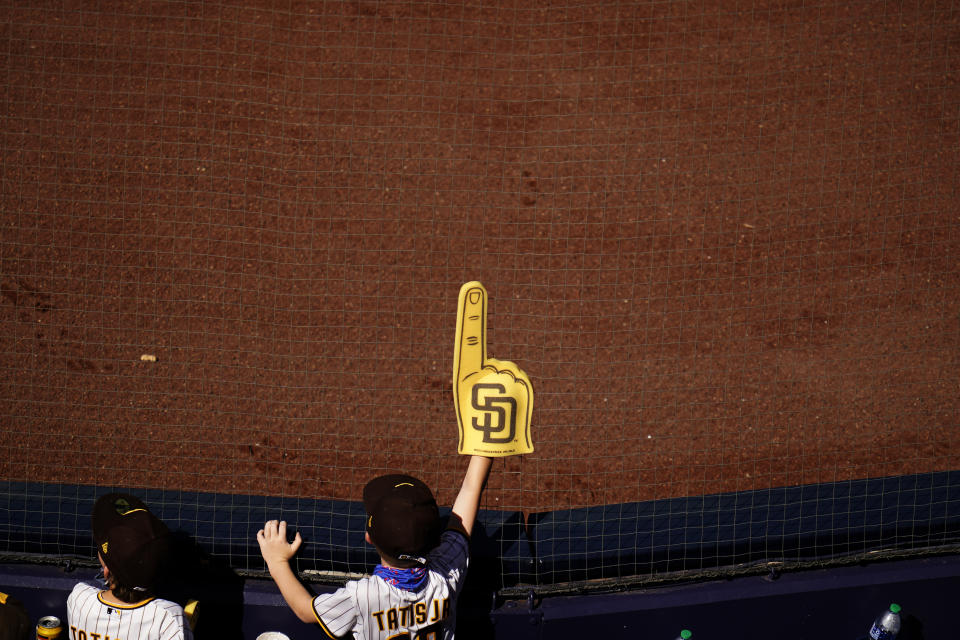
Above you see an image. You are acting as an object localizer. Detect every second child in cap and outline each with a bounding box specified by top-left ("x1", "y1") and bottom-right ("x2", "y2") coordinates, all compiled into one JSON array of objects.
[{"x1": 67, "y1": 493, "x2": 193, "y2": 640}]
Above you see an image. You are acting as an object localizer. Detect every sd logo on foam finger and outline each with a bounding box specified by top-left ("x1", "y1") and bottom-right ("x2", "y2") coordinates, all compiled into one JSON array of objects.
[{"x1": 452, "y1": 281, "x2": 534, "y2": 456}]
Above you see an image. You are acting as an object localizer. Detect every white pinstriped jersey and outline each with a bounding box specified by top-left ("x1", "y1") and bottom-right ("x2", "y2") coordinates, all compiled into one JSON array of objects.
[
  {"x1": 67, "y1": 582, "x2": 192, "y2": 640},
  {"x1": 312, "y1": 529, "x2": 470, "y2": 640}
]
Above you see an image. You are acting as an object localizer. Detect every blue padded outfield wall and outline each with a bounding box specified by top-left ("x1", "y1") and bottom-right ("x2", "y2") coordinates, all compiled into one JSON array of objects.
[
  {"x1": 2, "y1": 471, "x2": 958, "y2": 585},
  {"x1": 1, "y1": 472, "x2": 959, "y2": 638}
]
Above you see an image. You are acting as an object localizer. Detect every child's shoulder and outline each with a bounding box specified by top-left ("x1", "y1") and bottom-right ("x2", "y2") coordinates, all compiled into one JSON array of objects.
[
  {"x1": 67, "y1": 581, "x2": 107, "y2": 611},
  {"x1": 433, "y1": 528, "x2": 470, "y2": 552},
  {"x1": 151, "y1": 595, "x2": 186, "y2": 611},
  {"x1": 70, "y1": 580, "x2": 102, "y2": 597}
]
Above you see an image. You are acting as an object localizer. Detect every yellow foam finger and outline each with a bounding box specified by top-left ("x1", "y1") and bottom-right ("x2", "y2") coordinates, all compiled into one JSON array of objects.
[{"x1": 453, "y1": 282, "x2": 534, "y2": 456}]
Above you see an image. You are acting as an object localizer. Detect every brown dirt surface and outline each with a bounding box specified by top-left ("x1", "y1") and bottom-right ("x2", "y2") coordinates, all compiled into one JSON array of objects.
[{"x1": 1, "y1": 1, "x2": 958, "y2": 515}]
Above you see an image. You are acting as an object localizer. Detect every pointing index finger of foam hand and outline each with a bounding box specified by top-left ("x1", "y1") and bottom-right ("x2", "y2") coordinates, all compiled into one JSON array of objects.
[{"x1": 454, "y1": 281, "x2": 487, "y2": 381}]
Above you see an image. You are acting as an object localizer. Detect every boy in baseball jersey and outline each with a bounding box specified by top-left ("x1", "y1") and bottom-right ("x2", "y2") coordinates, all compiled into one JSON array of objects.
[
  {"x1": 67, "y1": 493, "x2": 192, "y2": 640},
  {"x1": 258, "y1": 454, "x2": 493, "y2": 640}
]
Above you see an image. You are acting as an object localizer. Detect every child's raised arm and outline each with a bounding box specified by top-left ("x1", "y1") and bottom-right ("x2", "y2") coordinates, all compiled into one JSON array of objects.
[{"x1": 448, "y1": 455, "x2": 493, "y2": 537}]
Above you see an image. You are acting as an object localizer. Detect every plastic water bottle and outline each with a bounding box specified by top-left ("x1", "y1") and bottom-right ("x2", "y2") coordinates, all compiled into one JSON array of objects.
[
  {"x1": 674, "y1": 631, "x2": 692, "y2": 640},
  {"x1": 868, "y1": 603, "x2": 901, "y2": 640}
]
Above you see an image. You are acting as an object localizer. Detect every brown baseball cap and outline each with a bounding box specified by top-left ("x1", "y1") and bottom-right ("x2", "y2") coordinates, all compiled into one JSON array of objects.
[
  {"x1": 92, "y1": 493, "x2": 169, "y2": 591},
  {"x1": 363, "y1": 474, "x2": 440, "y2": 564}
]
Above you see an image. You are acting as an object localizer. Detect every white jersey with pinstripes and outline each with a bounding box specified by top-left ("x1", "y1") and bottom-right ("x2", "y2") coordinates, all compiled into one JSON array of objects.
[
  {"x1": 312, "y1": 529, "x2": 469, "y2": 640},
  {"x1": 67, "y1": 581, "x2": 192, "y2": 640}
]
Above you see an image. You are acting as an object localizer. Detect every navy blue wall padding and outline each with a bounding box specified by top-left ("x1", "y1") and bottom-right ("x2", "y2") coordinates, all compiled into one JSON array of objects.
[
  {"x1": 528, "y1": 471, "x2": 960, "y2": 584},
  {"x1": 2, "y1": 471, "x2": 958, "y2": 588},
  {"x1": 0, "y1": 481, "x2": 533, "y2": 584}
]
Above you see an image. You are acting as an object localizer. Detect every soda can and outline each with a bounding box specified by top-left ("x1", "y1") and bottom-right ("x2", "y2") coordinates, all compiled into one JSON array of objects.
[{"x1": 36, "y1": 615, "x2": 63, "y2": 640}]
